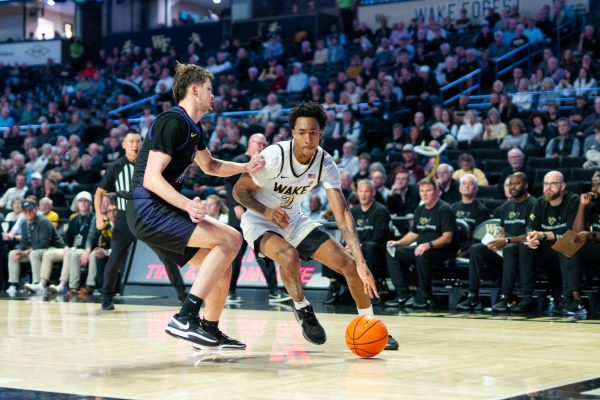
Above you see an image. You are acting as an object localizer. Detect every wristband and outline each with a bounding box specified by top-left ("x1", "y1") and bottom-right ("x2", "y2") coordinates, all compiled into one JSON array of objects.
[
  {"x1": 505, "y1": 237, "x2": 510, "y2": 244},
  {"x1": 428, "y1": 241, "x2": 434, "y2": 249},
  {"x1": 542, "y1": 233, "x2": 548, "y2": 241}
]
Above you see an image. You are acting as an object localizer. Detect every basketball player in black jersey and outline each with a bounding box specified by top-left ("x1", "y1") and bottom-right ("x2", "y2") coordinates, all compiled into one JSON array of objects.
[
  {"x1": 94, "y1": 130, "x2": 187, "y2": 311},
  {"x1": 126, "y1": 64, "x2": 265, "y2": 349}
]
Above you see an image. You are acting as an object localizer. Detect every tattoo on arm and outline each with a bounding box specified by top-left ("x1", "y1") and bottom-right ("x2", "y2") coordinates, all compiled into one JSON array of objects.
[
  {"x1": 234, "y1": 188, "x2": 266, "y2": 215},
  {"x1": 339, "y1": 209, "x2": 365, "y2": 264},
  {"x1": 275, "y1": 245, "x2": 295, "y2": 257}
]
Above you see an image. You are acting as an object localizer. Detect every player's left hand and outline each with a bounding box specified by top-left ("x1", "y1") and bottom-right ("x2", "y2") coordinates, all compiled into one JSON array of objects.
[
  {"x1": 357, "y1": 263, "x2": 379, "y2": 299},
  {"x1": 246, "y1": 153, "x2": 265, "y2": 172}
]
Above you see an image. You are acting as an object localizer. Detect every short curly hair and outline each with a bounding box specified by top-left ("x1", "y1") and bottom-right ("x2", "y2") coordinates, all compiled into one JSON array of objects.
[{"x1": 288, "y1": 101, "x2": 327, "y2": 130}]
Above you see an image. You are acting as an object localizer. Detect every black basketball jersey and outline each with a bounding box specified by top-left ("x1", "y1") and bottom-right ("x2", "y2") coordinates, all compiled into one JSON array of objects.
[{"x1": 130, "y1": 106, "x2": 207, "y2": 199}]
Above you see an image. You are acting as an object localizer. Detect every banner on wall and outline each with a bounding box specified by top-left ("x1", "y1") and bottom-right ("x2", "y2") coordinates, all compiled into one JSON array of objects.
[
  {"x1": 125, "y1": 240, "x2": 330, "y2": 289},
  {"x1": 358, "y1": 0, "x2": 587, "y2": 28},
  {"x1": 102, "y1": 23, "x2": 223, "y2": 58},
  {"x1": 0, "y1": 40, "x2": 62, "y2": 66}
]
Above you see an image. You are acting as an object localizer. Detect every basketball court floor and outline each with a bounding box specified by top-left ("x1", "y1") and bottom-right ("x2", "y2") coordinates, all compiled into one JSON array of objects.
[{"x1": 1, "y1": 294, "x2": 600, "y2": 400}]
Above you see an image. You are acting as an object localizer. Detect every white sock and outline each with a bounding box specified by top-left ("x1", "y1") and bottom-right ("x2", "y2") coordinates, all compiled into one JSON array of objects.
[
  {"x1": 357, "y1": 305, "x2": 374, "y2": 316},
  {"x1": 293, "y1": 297, "x2": 311, "y2": 310}
]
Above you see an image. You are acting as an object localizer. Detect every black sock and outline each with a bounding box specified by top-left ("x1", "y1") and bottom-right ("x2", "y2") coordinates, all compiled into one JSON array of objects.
[
  {"x1": 202, "y1": 318, "x2": 219, "y2": 332},
  {"x1": 179, "y1": 293, "x2": 203, "y2": 318}
]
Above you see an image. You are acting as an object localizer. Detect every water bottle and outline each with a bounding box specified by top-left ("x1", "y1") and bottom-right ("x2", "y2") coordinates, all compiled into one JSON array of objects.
[{"x1": 333, "y1": 149, "x2": 340, "y2": 163}]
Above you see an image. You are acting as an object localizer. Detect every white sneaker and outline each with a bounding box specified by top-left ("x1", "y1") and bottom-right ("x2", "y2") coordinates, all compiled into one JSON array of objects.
[
  {"x1": 6, "y1": 286, "x2": 17, "y2": 297},
  {"x1": 48, "y1": 283, "x2": 64, "y2": 294},
  {"x1": 24, "y1": 282, "x2": 47, "y2": 295}
]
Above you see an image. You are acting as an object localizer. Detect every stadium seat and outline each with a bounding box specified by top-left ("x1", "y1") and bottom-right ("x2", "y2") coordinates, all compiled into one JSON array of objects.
[
  {"x1": 571, "y1": 168, "x2": 599, "y2": 182},
  {"x1": 559, "y1": 156, "x2": 586, "y2": 168},
  {"x1": 475, "y1": 149, "x2": 506, "y2": 160},
  {"x1": 483, "y1": 159, "x2": 508, "y2": 173},
  {"x1": 527, "y1": 157, "x2": 559, "y2": 169},
  {"x1": 477, "y1": 185, "x2": 503, "y2": 199}
]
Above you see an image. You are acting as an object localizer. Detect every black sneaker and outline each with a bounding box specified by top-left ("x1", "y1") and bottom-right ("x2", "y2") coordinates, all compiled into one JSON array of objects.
[
  {"x1": 165, "y1": 314, "x2": 220, "y2": 347},
  {"x1": 293, "y1": 305, "x2": 326, "y2": 345},
  {"x1": 323, "y1": 281, "x2": 345, "y2": 305},
  {"x1": 412, "y1": 298, "x2": 435, "y2": 309},
  {"x1": 225, "y1": 292, "x2": 243, "y2": 304},
  {"x1": 192, "y1": 325, "x2": 246, "y2": 350},
  {"x1": 385, "y1": 335, "x2": 399, "y2": 351},
  {"x1": 492, "y1": 295, "x2": 510, "y2": 312},
  {"x1": 269, "y1": 290, "x2": 292, "y2": 303},
  {"x1": 565, "y1": 300, "x2": 587, "y2": 316},
  {"x1": 384, "y1": 290, "x2": 413, "y2": 307},
  {"x1": 511, "y1": 295, "x2": 534, "y2": 313},
  {"x1": 456, "y1": 292, "x2": 482, "y2": 311},
  {"x1": 101, "y1": 299, "x2": 115, "y2": 311}
]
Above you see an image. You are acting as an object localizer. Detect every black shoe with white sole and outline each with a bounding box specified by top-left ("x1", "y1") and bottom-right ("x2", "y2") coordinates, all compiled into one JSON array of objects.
[
  {"x1": 192, "y1": 328, "x2": 246, "y2": 350},
  {"x1": 165, "y1": 314, "x2": 220, "y2": 347},
  {"x1": 293, "y1": 305, "x2": 327, "y2": 345}
]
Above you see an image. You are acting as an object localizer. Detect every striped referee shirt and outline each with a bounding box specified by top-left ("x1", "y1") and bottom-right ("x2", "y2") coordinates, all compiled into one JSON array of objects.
[{"x1": 99, "y1": 157, "x2": 135, "y2": 211}]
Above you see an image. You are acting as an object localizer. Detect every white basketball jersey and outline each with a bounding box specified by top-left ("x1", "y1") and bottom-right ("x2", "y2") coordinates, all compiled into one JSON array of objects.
[{"x1": 249, "y1": 140, "x2": 341, "y2": 226}]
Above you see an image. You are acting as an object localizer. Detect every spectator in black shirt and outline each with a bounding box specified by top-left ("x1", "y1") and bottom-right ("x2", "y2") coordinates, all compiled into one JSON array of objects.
[
  {"x1": 436, "y1": 163, "x2": 460, "y2": 204},
  {"x1": 451, "y1": 174, "x2": 490, "y2": 257},
  {"x1": 498, "y1": 148, "x2": 534, "y2": 194},
  {"x1": 350, "y1": 180, "x2": 391, "y2": 297},
  {"x1": 387, "y1": 169, "x2": 420, "y2": 217},
  {"x1": 385, "y1": 179, "x2": 458, "y2": 308},
  {"x1": 456, "y1": 172, "x2": 535, "y2": 311},
  {"x1": 522, "y1": 171, "x2": 582, "y2": 314}
]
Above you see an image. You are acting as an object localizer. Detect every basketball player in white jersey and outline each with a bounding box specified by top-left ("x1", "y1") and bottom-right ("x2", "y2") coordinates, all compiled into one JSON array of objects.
[{"x1": 233, "y1": 102, "x2": 398, "y2": 350}]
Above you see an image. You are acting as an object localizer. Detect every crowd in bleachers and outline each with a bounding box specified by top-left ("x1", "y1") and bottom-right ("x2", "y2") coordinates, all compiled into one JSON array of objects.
[{"x1": 1, "y1": 0, "x2": 599, "y2": 311}]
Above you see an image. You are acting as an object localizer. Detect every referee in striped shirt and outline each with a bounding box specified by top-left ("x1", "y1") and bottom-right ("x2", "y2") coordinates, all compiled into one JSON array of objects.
[{"x1": 94, "y1": 129, "x2": 187, "y2": 310}]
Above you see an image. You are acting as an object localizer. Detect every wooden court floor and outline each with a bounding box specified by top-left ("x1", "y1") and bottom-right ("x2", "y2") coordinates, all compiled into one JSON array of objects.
[{"x1": 1, "y1": 299, "x2": 600, "y2": 400}]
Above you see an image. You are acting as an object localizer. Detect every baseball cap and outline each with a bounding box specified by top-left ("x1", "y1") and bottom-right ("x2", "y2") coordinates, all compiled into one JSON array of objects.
[
  {"x1": 402, "y1": 144, "x2": 414, "y2": 152},
  {"x1": 23, "y1": 200, "x2": 36, "y2": 210},
  {"x1": 71, "y1": 191, "x2": 93, "y2": 211},
  {"x1": 31, "y1": 172, "x2": 43, "y2": 180}
]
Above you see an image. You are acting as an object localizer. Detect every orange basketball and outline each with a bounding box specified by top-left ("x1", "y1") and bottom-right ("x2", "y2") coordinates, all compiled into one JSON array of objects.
[{"x1": 345, "y1": 315, "x2": 389, "y2": 358}]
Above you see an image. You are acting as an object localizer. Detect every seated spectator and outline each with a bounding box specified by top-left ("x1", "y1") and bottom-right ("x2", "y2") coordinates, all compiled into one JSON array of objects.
[
  {"x1": 578, "y1": 97, "x2": 600, "y2": 136},
  {"x1": 483, "y1": 107, "x2": 507, "y2": 142},
  {"x1": 500, "y1": 118, "x2": 529, "y2": 151},
  {"x1": 338, "y1": 141, "x2": 360, "y2": 178},
  {"x1": 436, "y1": 163, "x2": 460, "y2": 204},
  {"x1": 7, "y1": 200, "x2": 64, "y2": 296},
  {"x1": 4, "y1": 198, "x2": 24, "y2": 223},
  {"x1": 522, "y1": 170, "x2": 583, "y2": 314},
  {"x1": 572, "y1": 67, "x2": 597, "y2": 97},
  {"x1": 385, "y1": 179, "x2": 458, "y2": 308},
  {"x1": 353, "y1": 153, "x2": 371, "y2": 183},
  {"x1": 430, "y1": 122, "x2": 458, "y2": 149},
  {"x1": 46, "y1": 191, "x2": 95, "y2": 295},
  {"x1": 456, "y1": 110, "x2": 483, "y2": 142},
  {"x1": 527, "y1": 112, "x2": 556, "y2": 154},
  {"x1": 269, "y1": 64, "x2": 288, "y2": 93},
  {"x1": 512, "y1": 78, "x2": 533, "y2": 112},
  {"x1": 578, "y1": 25, "x2": 600, "y2": 58},
  {"x1": 387, "y1": 169, "x2": 420, "y2": 217},
  {"x1": 451, "y1": 174, "x2": 491, "y2": 256},
  {"x1": 42, "y1": 177, "x2": 68, "y2": 208},
  {"x1": 456, "y1": 172, "x2": 535, "y2": 311},
  {"x1": 351, "y1": 179, "x2": 391, "y2": 295},
  {"x1": 499, "y1": 94, "x2": 517, "y2": 122},
  {"x1": 401, "y1": 144, "x2": 425, "y2": 183},
  {"x1": 333, "y1": 108, "x2": 361, "y2": 147},
  {"x1": 286, "y1": 62, "x2": 309, "y2": 94},
  {"x1": 545, "y1": 118, "x2": 580, "y2": 158},
  {"x1": 0, "y1": 173, "x2": 27, "y2": 211},
  {"x1": 524, "y1": 18, "x2": 544, "y2": 44},
  {"x1": 452, "y1": 153, "x2": 489, "y2": 186},
  {"x1": 328, "y1": 35, "x2": 346, "y2": 64},
  {"x1": 313, "y1": 39, "x2": 328, "y2": 65},
  {"x1": 510, "y1": 24, "x2": 529, "y2": 48},
  {"x1": 487, "y1": 31, "x2": 510, "y2": 63}
]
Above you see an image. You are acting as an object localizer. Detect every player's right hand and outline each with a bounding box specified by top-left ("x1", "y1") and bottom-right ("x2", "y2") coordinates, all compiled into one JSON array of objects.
[
  {"x1": 187, "y1": 197, "x2": 206, "y2": 223},
  {"x1": 265, "y1": 207, "x2": 290, "y2": 229}
]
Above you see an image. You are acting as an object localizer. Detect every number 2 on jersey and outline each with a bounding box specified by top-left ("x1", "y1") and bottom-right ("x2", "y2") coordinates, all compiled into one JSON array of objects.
[{"x1": 280, "y1": 194, "x2": 294, "y2": 209}]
